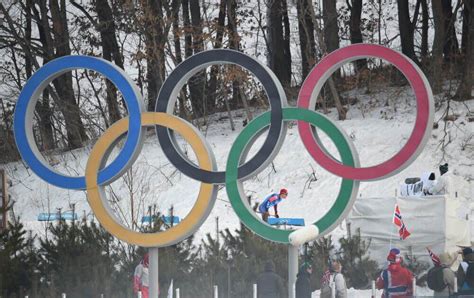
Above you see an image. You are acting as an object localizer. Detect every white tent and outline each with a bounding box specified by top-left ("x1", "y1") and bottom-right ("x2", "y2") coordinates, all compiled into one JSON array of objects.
[{"x1": 347, "y1": 194, "x2": 470, "y2": 266}]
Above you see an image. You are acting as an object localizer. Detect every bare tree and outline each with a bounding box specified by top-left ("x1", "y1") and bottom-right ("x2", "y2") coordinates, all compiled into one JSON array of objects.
[
  {"x1": 206, "y1": 0, "x2": 227, "y2": 113},
  {"x1": 139, "y1": 0, "x2": 166, "y2": 111},
  {"x1": 397, "y1": 0, "x2": 421, "y2": 64},
  {"x1": 267, "y1": 0, "x2": 292, "y2": 89},
  {"x1": 188, "y1": 0, "x2": 207, "y2": 118},
  {"x1": 49, "y1": 0, "x2": 88, "y2": 148},
  {"x1": 297, "y1": 0, "x2": 316, "y2": 79},
  {"x1": 323, "y1": 0, "x2": 339, "y2": 53},
  {"x1": 347, "y1": 0, "x2": 366, "y2": 71},
  {"x1": 94, "y1": 0, "x2": 124, "y2": 124},
  {"x1": 420, "y1": 0, "x2": 429, "y2": 61},
  {"x1": 454, "y1": 1, "x2": 473, "y2": 101},
  {"x1": 432, "y1": 0, "x2": 447, "y2": 93}
]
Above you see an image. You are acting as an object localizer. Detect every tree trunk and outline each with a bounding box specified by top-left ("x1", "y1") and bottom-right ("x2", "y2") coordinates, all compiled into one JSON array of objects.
[
  {"x1": 323, "y1": 0, "x2": 340, "y2": 53},
  {"x1": 207, "y1": 0, "x2": 226, "y2": 113},
  {"x1": 24, "y1": 0, "x2": 55, "y2": 150},
  {"x1": 454, "y1": 0, "x2": 473, "y2": 101},
  {"x1": 188, "y1": 0, "x2": 206, "y2": 119},
  {"x1": 442, "y1": 0, "x2": 459, "y2": 62},
  {"x1": 397, "y1": 0, "x2": 418, "y2": 64},
  {"x1": 228, "y1": 0, "x2": 244, "y2": 111},
  {"x1": 297, "y1": 0, "x2": 316, "y2": 79},
  {"x1": 282, "y1": 0, "x2": 292, "y2": 87},
  {"x1": 432, "y1": 0, "x2": 446, "y2": 93},
  {"x1": 348, "y1": 0, "x2": 366, "y2": 70},
  {"x1": 171, "y1": 0, "x2": 187, "y2": 118},
  {"x1": 308, "y1": 1, "x2": 346, "y2": 120},
  {"x1": 141, "y1": 0, "x2": 166, "y2": 112},
  {"x1": 182, "y1": 0, "x2": 193, "y2": 59},
  {"x1": 49, "y1": 0, "x2": 88, "y2": 148},
  {"x1": 95, "y1": 0, "x2": 123, "y2": 124},
  {"x1": 267, "y1": 0, "x2": 291, "y2": 88},
  {"x1": 461, "y1": 1, "x2": 470, "y2": 56},
  {"x1": 421, "y1": 0, "x2": 429, "y2": 60}
]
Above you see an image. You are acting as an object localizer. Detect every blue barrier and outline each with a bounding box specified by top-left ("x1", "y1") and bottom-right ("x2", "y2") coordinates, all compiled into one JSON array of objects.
[
  {"x1": 267, "y1": 218, "x2": 305, "y2": 226},
  {"x1": 38, "y1": 211, "x2": 78, "y2": 221},
  {"x1": 141, "y1": 215, "x2": 181, "y2": 225}
]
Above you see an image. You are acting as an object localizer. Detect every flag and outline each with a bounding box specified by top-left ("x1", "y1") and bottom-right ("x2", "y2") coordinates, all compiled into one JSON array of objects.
[
  {"x1": 427, "y1": 247, "x2": 441, "y2": 267},
  {"x1": 320, "y1": 269, "x2": 331, "y2": 286},
  {"x1": 393, "y1": 205, "x2": 403, "y2": 227},
  {"x1": 393, "y1": 204, "x2": 411, "y2": 240},
  {"x1": 399, "y1": 222, "x2": 411, "y2": 240},
  {"x1": 167, "y1": 279, "x2": 173, "y2": 298}
]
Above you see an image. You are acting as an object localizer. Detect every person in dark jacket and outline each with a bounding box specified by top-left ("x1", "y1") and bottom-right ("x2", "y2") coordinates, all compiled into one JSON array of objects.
[
  {"x1": 457, "y1": 247, "x2": 474, "y2": 294},
  {"x1": 256, "y1": 260, "x2": 285, "y2": 298},
  {"x1": 295, "y1": 262, "x2": 313, "y2": 298}
]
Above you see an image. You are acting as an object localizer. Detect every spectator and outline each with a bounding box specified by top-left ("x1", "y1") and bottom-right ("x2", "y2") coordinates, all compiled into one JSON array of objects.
[
  {"x1": 321, "y1": 261, "x2": 347, "y2": 298},
  {"x1": 295, "y1": 262, "x2": 313, "y2": 298},
  {"x1": 256, "y1": 260, "x2": 285, "y2": 298},
  {"x1": 432, "y1": 252, "x2": 457, "y2": 297},
  {"x1": 457, "y1": 247, "x2": 474, "y2": 294},
  {"x1": 133, "y1": 253, "x2": 150, "y2": 298},
  {"x1": 376, "y1": 248, "x2": 414, "y2": 297}
]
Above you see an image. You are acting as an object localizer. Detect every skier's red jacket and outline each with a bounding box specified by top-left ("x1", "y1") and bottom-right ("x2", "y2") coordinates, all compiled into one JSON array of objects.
[{"x1": 376, "y1": 263, "x2": 414, "y2": 297}]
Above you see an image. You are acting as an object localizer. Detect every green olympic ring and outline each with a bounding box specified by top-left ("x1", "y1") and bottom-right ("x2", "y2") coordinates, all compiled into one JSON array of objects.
[{"x1": 226, "y1": 107, "x2": 360, "y2": 243}]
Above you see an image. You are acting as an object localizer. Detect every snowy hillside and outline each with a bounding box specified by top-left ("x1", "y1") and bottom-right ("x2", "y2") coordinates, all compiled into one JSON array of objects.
[{"x1": 4, "y1": 84, "x2": 473, "y2": 249}]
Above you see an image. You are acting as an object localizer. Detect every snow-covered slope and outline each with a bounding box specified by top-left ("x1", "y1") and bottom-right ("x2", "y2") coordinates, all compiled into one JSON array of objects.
[{"x1": 4, "y1": 86, "x2": 473, "y2": 247}]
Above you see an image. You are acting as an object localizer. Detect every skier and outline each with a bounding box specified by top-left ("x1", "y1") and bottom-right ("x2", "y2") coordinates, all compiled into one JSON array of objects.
[
  {"x1": 133, "y1": 253, "x2": 150, "y2": 298},
  {"x1": 256, "y1": 260, "x2": 285, "y2": 298},
  {"x1": 258, "y1": 188, "x2": 288, "y2": 222},
  {"x1": 376, "y1": 248, "x2": 414, "y2": 297},
  {"x1": 295, "y1": 262, "x2": 313, "y2": 298}
]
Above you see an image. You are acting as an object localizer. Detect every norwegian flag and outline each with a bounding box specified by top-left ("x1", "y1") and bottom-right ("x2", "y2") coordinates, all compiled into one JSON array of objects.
[
  {"x1": 393, "y1": 205, "x2": 403, "y2": 227},
  {"x1": 399, "y1": 222, "x2": 411, "y2": 240},
  {"x1": 320, "y1": 269, "x2": 331, "y2": 286},
  {"x1": 393, "y1": 204, "x2": 411, "y2": 240},
  {"x1": 427, "y1": 247, "x2": 441, "y2": 267}
]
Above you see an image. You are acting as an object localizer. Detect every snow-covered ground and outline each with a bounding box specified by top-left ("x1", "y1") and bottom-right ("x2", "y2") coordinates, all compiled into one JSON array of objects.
[{"x1": 5, "y1": 84, "x2": 473, "y2": 245}]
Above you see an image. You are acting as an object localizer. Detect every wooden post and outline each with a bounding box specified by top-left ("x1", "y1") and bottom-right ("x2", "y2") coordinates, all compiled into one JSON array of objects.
[{"x1": 0, "y1": 169, "x2": 8, "y2": 230}]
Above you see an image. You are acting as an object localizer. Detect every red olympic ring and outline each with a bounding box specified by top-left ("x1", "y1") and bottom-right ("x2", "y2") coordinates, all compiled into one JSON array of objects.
[{"x1": 298, "y1": 44, "x2": 433, "y2": 181}]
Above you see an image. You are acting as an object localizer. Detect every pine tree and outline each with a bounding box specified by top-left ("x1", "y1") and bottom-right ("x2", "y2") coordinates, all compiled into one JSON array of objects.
[
  {"x1": 337, "y1": 232, "x2": 378, "y2": 288},
  {"x1": 304, "y1": 236, "x2": 334, "y2": 289},
  {"x1": 38, "y1": 220, "x2": 122, "y2": 297},
  {"x1": 0, "y1": 218, "x2": 38, "y2": 297}
]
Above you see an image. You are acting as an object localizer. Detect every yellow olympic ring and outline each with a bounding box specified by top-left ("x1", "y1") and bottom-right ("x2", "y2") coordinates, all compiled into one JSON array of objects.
[{"x1": 85, "y1": 112, "x2": 217, "y2": 247}]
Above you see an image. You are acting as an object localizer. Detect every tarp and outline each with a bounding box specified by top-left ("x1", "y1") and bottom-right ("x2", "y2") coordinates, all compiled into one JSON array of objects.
[
  {"x1": 37, "y1": 211, "x2": 77, "y2": 221},
  {"x1": 347, "y1": 194, "x2": 470, "y2": 266},
  {"x1": 268, "y1": 218, "x2": 305, "y2": 226}
]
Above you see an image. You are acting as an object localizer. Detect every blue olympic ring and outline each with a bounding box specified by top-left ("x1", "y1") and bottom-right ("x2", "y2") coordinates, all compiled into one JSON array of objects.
[{"x1": 13, "y1": 56, "x2": 145, "y2": 189}]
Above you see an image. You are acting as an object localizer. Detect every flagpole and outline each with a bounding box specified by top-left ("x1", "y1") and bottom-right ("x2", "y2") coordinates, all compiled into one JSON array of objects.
[{"x1": 389, "y1": 203, "x2": 396, "y2": 250}]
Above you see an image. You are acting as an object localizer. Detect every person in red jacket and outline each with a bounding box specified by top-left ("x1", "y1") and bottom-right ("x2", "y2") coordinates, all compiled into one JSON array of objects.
[{"x1": 376, "y1": 248, "x2": 414, "y2": 297}]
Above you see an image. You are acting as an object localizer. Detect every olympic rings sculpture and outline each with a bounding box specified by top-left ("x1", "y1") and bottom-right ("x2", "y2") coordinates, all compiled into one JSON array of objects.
[{"x1": 14, "y1": 44, "x2": 434, "y2": 247}]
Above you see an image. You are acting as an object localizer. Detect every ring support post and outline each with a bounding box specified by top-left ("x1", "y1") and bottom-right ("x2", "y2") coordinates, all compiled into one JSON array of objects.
[
  {"x1": 149, "y1": 247, "x2": 159, "y2": 298},
  {"x1": 288, "y1": 245, "x2": 298, "y2": 298}
]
